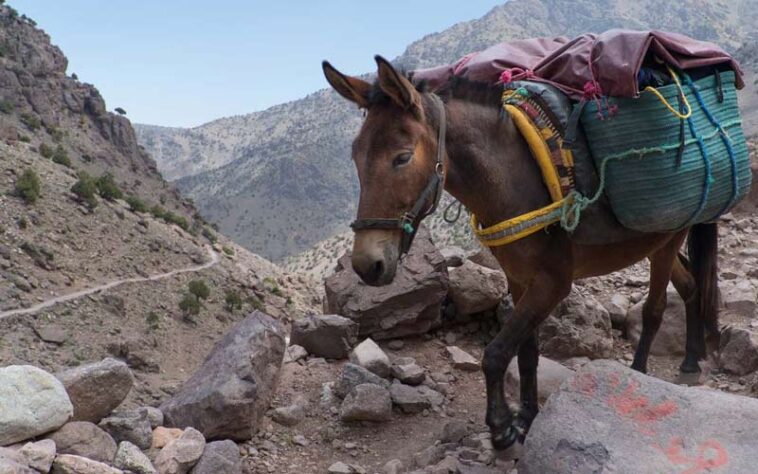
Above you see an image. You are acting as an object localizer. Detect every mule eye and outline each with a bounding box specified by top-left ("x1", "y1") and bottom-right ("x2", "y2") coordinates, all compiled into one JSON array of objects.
[{"x1": 393, "y1": 152, "x2": 413, "y2": 168}]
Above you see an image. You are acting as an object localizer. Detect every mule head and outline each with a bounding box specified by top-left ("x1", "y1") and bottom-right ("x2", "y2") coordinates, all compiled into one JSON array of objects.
[{"x1": 322, "y1": 56, "x2": 445, "y2": 286}]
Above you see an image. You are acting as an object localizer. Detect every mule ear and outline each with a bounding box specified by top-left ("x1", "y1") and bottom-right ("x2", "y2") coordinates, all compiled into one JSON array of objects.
[
  {"x1": 375, "y1": 55, "x2": 421, "y2": 113},
  {"x1": 322, "y1": 61, "x2": 371, "y2": 108}
]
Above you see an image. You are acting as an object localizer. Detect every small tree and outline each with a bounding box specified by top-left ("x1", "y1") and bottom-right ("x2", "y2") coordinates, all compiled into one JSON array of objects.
[
  {"x1": 71, "y1": 171, "x2": 98, "y2": 208},
  {"x1": 178, "y1": 293, "x2": 201, "y2": 318},
  {"x1": 224, "y1": 290, "x2": 243, "y2": 312},
  {"x1": 125, "y1": 195, "x2": 147, "y2": 213},
  {"x1": 39, "y1": 143, "x2": 54, "y2": 159},
  {"x1": 188, "y1": 279, "x2": 210, "y2": 300},
  {"x1": 15, "y1": 168, "x2": 41, "y2": 204},
  {"x1": 52, "y1": 145, "x2": 71, "y2": 168},
  {"x1": 114, "y1": 107, "x2": 127, "y2": 116},
  {"x1": 96, "y1": 173, "x2": 123, "y2": 201}
]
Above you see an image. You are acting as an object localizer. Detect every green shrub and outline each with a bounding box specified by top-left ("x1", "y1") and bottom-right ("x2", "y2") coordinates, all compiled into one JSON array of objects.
[
  {"x1": 201, "y1": 227, "x2": 217, "y2": 244},
  {"x1": 145, "y1": 311, "x2": 161, "y2": 330},
  {"x1": 95, "y1": 173, "x2": 123, "y2": 201},
  {"x1": 163, "y1": 211, "x2": 189, "y2": 231},
  {"x1": 224, "y1": 290, "x2": 243, "y2": 312},
  {"x1": 71, "y1": 171, "x2": 98, "y2": 208},
  {"x1": 17, "y1": 217, "x2": 27, "y2": 229},
  {"x1": 18, "y1": 135, "x2": 30, "y2": 143},
  {"x1": 0, "y1": 99, "x2": 13, "y2": 114},
  {"x1": 222, "y1": 246, "x2": 235, "y2": 256},
  {"x1": 247, "y1": 295, "x2": 264, "y2": 311},
  {"x1": 52, "y1": 145, "x2": 71, "y2": 167},
  {"x1": 20, "y1": 113, "x2": 40, "y2": 131},
  {"x1": 15, "y1": 168, "x2": 41, "y2": 204},
  {"x1": 125, "y1": 195, "x2": 147, "y2": 213},
  {"x1": 149, "y1": 205, "x2": 166, "y2": 219},
  {"x1": 178, "y1": 293, "x2": 201, "y2": 318},
  {"x1": 188, "y1": 279, "x2": 210, "y2": 300},
  {"x1": 39, "y1": 143, "x2": 54, "y2": 159}
]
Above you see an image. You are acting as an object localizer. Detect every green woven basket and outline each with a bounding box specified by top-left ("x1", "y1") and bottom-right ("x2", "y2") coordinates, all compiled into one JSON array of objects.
[{"x1": 580, "y1": 70, "x2": 752, "y2": 232}]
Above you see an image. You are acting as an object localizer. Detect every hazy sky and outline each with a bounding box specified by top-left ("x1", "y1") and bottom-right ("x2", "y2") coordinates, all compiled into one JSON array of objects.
[{"x1": 13, "y1": 1, "x2": 502, "y2": 127}]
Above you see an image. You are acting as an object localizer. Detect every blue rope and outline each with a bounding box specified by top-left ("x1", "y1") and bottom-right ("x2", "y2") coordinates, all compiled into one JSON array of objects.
[
  {"x1": 681, "y1": 114, "x2": 712, "y2": 227},
  {"x1": 683, "y1": 73, "x2": 739, "y2": 217}
]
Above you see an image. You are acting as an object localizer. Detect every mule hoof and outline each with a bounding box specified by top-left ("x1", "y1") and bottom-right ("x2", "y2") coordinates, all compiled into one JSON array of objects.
[
  {"x1": 679, "y1": 358, "x2": 701, "y2": 374},
  {"x1": 492, "y1": 424, "x2": 519, "y2": 451}
]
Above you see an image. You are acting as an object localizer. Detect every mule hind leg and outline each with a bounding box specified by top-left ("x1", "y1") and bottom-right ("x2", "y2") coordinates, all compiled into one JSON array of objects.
[
  {"x1": 631, "y1": 230, "x2": 688, "y2": 373},
  {"x1": 670, "y1": 254, "x2": 705, "y2": 373}
]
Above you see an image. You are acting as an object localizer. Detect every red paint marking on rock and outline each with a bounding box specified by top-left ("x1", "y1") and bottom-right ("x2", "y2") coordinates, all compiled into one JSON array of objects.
[{"x1": 656, "y1": 437, "x2": 729, "y2": 474}]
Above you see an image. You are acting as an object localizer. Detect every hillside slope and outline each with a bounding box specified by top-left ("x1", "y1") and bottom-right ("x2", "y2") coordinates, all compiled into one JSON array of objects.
[{"x1": 137, "y1": 0, "x2": 758, "y2": 261}]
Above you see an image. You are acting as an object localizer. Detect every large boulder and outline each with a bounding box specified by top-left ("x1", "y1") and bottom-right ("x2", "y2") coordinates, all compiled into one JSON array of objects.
[
  {"x1": 160, "y1": 312, "x2": 285, "y2": 441},
  {"x1": 521, "y1": 360, "x2": 758, "y2": 474},
  {"x1": 55, "y1": 358, "x2": 134, "y2": 423},
  {"x1": 290, "y1": 314, "x2": 358, "y2": 359},
  {"x1": 447, "y1": 260, "x2": 507, "y2": 316},
  {"x1": 626, "y1": 286, "x2": 687, "y2": 356},
  {"x1": 539, "y1": 288, "x2": 613, "y2": 359},
  {"x1": 46, "y1": 421, "x2": 117, "y2": 463},
  {"x1": 324, "y1": 226, "x2": 449, "y2": 339},
  {"x1": 0, "y1": 365, "x2": 73, "y2": 446}
]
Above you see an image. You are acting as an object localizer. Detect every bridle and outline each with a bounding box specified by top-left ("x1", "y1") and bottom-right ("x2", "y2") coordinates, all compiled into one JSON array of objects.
[{"x1": 349, "y1": 93, "x2": 447, "y2": 255}]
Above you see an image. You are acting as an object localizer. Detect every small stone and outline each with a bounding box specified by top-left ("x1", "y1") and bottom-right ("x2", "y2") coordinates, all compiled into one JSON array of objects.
[
  {"x1": 154, "y1": 427, "x2": 205, "y2": 474},
  {"x1": 383, "y1": 459, "x2": 404, "y2": 474},
  {"x1": 47, "y1": 421, "x2": 117, "y2": 464},
  {"x1": 387, "y1": 340, "x2": 405, "y2": 351},
  {"x1": 271, "y1": 404, "x2": 305, "y2": 427},
  {"x1": 719, "y1": 327, "x2": 758, "y2": 375},
  {"x1": 19, "y1": 439, "x2": 56, "y2": 473},
  {"x1": 284, "y1": 345, "x2": 308, "y2": 363},
  {"x1": 51, "y1": 454, "x2": 122, "y2": 474},
  {"x1": 151, "y1": 427, "x2": 183, "y2": 450},
  {"x1": 335, "y1": 363, "x2": 390, "y2": 399},
  {"x1": 142, "y1": 407, "x2": 164, "y2": 429},
  {"x1": 328, "y1": 461, "x2": 353, "y2": 474},
  {"x1": 339, "y1": 384, "x2": 392, "y2": 422},
  {"x1": 114, "y1": 441, "x2": 156, "y2": 474},
  {"x1": 33, "y1": 325, "x2": 69, "y2": 344},
  {"x1": 99, "y1": 409, "x2": 152, "y2": 450},
  {"x1": 390, "y1": 381, "x2": 443, "y2": 414},
  {"x1": 391, "y1": 358, "x2": 426, "y2": 386},
  {"x1": 292, "y1": 435, "x2": 309, "y2": 447},
  {"x1": 349, "y1": 339, "x2": 391, "y2": 378},
  {"x1": 191, "y1": 440, "x2": 241, "y2": 474},
  {"x1": 440, "y1": 420, "x2": 469, "y2": 443},
  {"x1": 445, "y1": 346, "x2": 480, "y2": 371}
]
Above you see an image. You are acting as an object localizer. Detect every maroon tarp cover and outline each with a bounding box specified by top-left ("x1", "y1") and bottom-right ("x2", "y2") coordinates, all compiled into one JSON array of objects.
[{"x1": 412, "y1": 30, "x2": 744, "y2": 99}]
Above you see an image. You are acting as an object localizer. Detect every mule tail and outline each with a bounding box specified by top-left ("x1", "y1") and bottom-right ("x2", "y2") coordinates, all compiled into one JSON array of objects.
[{"x1": 688, "y1": 222, "x2": 720, "y2": 355}]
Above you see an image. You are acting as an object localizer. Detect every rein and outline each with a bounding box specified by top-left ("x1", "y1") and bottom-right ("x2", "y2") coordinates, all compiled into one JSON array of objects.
[{"x1": 350, "y1": 94, "x2": 447, "y2": 255}]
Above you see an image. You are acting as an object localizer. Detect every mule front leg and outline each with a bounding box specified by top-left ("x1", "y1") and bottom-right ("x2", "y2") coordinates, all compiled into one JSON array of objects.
[{"x1": 483, "y1": 272, "x2": 570, "y2": 450}]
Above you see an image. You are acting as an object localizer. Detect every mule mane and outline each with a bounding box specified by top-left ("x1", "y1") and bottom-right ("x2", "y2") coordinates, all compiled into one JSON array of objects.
[{"x1": 366, "y1": 73, "x2": 502, "y2": 110}]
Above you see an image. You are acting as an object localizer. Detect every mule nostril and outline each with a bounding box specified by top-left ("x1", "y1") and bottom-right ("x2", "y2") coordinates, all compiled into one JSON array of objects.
[{"x1": 371, "y1": 260, "x2": 384, "y2": 278}]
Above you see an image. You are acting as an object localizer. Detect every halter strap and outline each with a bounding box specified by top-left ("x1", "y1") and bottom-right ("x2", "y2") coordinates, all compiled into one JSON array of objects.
[{"x1": 350, "y1": 93, "x2": 447, "y2": 255}]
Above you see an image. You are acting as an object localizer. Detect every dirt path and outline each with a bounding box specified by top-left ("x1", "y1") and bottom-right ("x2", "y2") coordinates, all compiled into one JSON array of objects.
[{"x1": 0, "y1": 246, "x2": 220, "y2": 320}]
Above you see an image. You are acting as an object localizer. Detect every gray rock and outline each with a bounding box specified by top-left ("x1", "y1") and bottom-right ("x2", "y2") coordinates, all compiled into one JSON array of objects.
[
  {"x1": 445, "y1": 346, "x2": 480, "y2": 371},
  {"x1": 190, "y1": 440, "x2": 240, "y2": 474},
  {"x1": 324, "y1": 226, "x2": 449, "y2": 339},
  {"x1": 603, "y1": 294, "x2": 630, "y2": 331},
  {"x1": 327, "y1": 462, "x2": 354, "y2": 474},
  {"x1": 722, "y1": 280, "x2": 758, "y2": 318},
  {"x1": 626, "y1": 286, "x2": 686, "y2": 356},
  {"x1": 335, "y1": 363, "x2": 390, "y2": 399},
  {"x1": 440, "y1": 420, "x2": 470, "y2": 444},
  {"x1": 448, "y1": 260, "x2": 507, "y2": 315},
  {"x1": 271, "y1": 404, "x2": 305, "y2": 427},
  {"x1": 521, "y1": 360, "x2": 758, "y2": 474},
  {"x1": 391, "y1": 357, "x2": 426, "y2": 385},
  {"x1": 349, "y1": 339, "x2": 391, "y2": 378},
  {"x1": 505, "y1": 357, "x2": 574, "y2": 404},
  {"x1": 33, "y1": 325, "x2": 69, "y2": 344},
  {"x1": 99, "y1": 410, "x2": 152, "y2": 450},
  {"x1": 390, "y1": 381, "x2": 444, "y2": 414},
  {"x1": 467, "y1": 249, "x2": 500, "y2": 270},
  {"x1": 0, "y1": 451, "x2": 36, "y2": 474},
  {"x1": 114, "y1": 441, "x2": 156, "y2": 474},
  {"x1": 154, "y1": 427, "x2": 205, "y2": 474},
  {"x1": 51, "y1": 454, "x2": 122, "y2": 474},
  {"x1": 540, "y1": 288, "x2": 613, "y2": 359},
  {"x1": 56, "y1": 358, "x2": 134, "y2": 423},
  {"x1": 0, "y1": 365, "x2": 73, "y2": 446},
  {"x1": 719, "y1": 326, "x2": 758, "y2": 375},
  {"x1": 290, "y1": 314, "x2": 358, "y2": 359},
  {"x1": 46, "y1": 421, "x2": 117, "y2": 463},
  {"x1": 18, "y1": 439, "x2": 56, "y2": 473},
  {"x1": 142, "y1": 407, "x2": 164, "y2": 429},
  {"x1": 339, "y1": 384, "x2": 392, "y2": 422},
  {"x1": 439, "y1": 246, "x2": 466, "y2": 268},
  {"x1": 382, "y1": 459, "x2": 404, "y2": 474},
  {"x1": 284, "y1": 345, "x2": 308, "y2": 363},
  {"x1": 160, "y1": 312, "x2": 285, "y2": 441}
]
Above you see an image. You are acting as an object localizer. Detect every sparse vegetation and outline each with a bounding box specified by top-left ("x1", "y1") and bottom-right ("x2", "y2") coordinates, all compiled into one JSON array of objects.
[
  {"x1": 224, "y1": 290, "x2": 243, "y2": 312},
  {"x1": 247, "y1": 295, "x2": 264, "y2": 311},
  {"x1": 145, "y1": 311, "x2": 161, "y2": 330},
  {"x1": 178, "y1": 293, "x2": 201, "y2": 318},
  {"x1": 125, "y1": 195, "x2": 148, "y2": 213},
  {"x1": 20, "y1": 113, "x2": 40, "y2": 131},
  {"x1": 39, "y1": 143, "x2": 54, "y2": 159},
  {"x1": 17, "y1": 217, "x2": 27, "y2": 229},
  {"x1": 95, "y1": 173, "x2": 123, "y2": 201},
  {"x1": 114, "y1": 107, "x2": 127, "y2": 116},
  {"x1": 70, "y1": 171, "x2": 98, "y2": 209},
  {"x1": 52, "y1": 145, "x2": 71, "y2": 167},
  {"x1": 222, "y1": 245, "x2": 235, "y2": 256},
  {"x1": 188, "y1": 279, "x2": 210, "y2": 300},
  {"x1": 18, "y1": 135, "x2": 30, "y2": 143},
  {"x1": 0, "y1": 99, "x2": 13, "y2": 114},
  {"x1": 163, "y1": 211, "x2": 189, "y2": 231},
  {"x1": 202, "y1": 227, "x2": 217, "y2": 244},
  {"x1": 14, "y1": 168, "x2": 41, "y2": 204}
]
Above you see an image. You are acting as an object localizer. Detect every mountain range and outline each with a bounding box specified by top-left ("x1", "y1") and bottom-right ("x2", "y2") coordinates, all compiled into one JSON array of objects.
[{"x1": 136, "y1": 0, "x2": 758, "y2": 262}]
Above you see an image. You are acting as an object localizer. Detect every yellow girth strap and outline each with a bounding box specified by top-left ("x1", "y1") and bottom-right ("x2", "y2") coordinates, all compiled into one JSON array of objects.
[{"x1": 470, "y1": 99, "x2": 571, "y2": 247}]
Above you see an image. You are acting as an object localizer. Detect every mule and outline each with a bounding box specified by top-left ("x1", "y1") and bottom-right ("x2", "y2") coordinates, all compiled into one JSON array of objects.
[{"x1": 322, "y1": 56, "x2": 720, "y2": 450}]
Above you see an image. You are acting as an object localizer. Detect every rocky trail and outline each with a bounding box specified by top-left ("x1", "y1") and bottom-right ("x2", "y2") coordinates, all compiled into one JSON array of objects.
[{"x1": 0, "y1": 246, "x2": 220, "y2": 321}]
